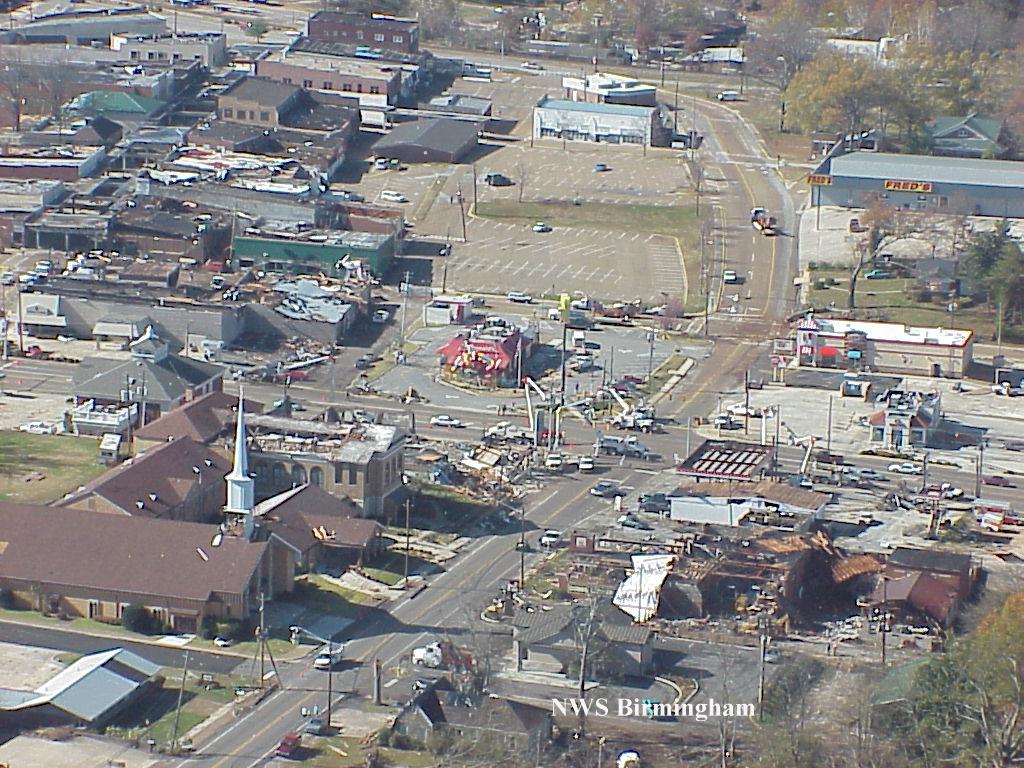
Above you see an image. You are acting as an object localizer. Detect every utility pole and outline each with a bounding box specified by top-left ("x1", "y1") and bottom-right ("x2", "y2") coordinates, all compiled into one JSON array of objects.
[
  {"x1": 826, "y1": 395, "x2": 833, "y2": 452},
  {"x1": 326, "y1": 636, "x2": 333, "y2": 728},
  {"x1": 743, "y1": 370, "x2": 750, "y2": 435},
  {"x1": 456, "y1": 186, "x2": 467, "y2": 241},
  {"x1": 921, "y1": 451, "x2": 929, "y2": 493},
  {"x1": 773, "y1": 406, "x2": 782, "y2": 476},
  {"x1": 975, "y1": 441, "x2": 984, "y2": 498},
  {"x1": 879, "y1": 578, "x2": 889, "y2": 665},
  {"x1": 646, "y1": 330, "x2": 655, "y2": 382},
  {"x1": 399, "y1": 270, "x2": 411, "y2": 354},
  {"x1": 170, "y1": 650, "x2": 191, "y2": 753},
  {"x1": 471, "y1": 162, "x2": 478, "y2": 214},
  {"x1": 756, "y1": 621, "x2": 768, "y2": 721},
  {"x1": 404, "y1": 497, "x2": 411, "y2": 585},
  {"x1": 519, "y1": 504, "x2": 526, "y2": 590}
]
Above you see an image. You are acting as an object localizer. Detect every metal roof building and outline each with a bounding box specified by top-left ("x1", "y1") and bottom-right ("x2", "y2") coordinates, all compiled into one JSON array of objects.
[
  {"x1": 810, "y1": 149, "x2": 1024, "y2": 217},
  {"x1": 0, "y1": 648, "x2": 160, "y2": 728}
]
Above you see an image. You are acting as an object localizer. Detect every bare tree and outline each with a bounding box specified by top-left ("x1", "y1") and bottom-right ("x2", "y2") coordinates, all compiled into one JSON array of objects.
[
  {"x1": 572, "y1": 592, "x2": 606, "y2": 737},
  {"x1": 515, "y1": 161, "x2": 528, "y2": 205},
  {"x1": 0, "y1": 57, "x2": 28, "y2": 132}
]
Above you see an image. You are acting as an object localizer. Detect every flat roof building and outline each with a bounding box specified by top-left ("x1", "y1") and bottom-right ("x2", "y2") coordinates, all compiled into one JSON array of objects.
[
  {"x1": 561, "y1": 73, "x2": 658, "y2": 106},
  {"x1": 811, "y1": 149, "x2": 1024, "y2": 218},
  {"x1": 306, "y1": 10, "x2": 419, "y2": 54},
  {"x1": 533, "y1": 96, "x2": 670, "y2": 147},
  {"x1": 372, "y1": 118, "x2": 479, "y2": 164},
  {"x1": 795, "y1": 315, "x2": 974, "y2": 378},
  {"x1": 256, "y1": 48, "x2": 401, "y2": 107}
]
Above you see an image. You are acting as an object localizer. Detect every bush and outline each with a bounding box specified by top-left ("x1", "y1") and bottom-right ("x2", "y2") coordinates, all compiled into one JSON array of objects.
[
  {"x1": 120, "y1": 604, "x2": 156, "y2": 634},
  {"x1": 0, "y1": 589, "x2": 14, "y2": 609},
  {"x1": 200, "y1": 615, "x2": 218, "y2": 640}
]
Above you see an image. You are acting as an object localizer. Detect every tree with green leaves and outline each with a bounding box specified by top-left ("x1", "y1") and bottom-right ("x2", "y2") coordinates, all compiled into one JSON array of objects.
[
  {"x1": 880, "y1": 592, "x2": 1024, "y2": 768},
  {"x1": 961, "y1": 224, "x2": 1011, "y2": 296},
  {"x1": 245, "y1": 20, "x2": 270, "y2": 43},
  {"x1": 989, "y1": 241, "x2": 1024, "y2": 326}
]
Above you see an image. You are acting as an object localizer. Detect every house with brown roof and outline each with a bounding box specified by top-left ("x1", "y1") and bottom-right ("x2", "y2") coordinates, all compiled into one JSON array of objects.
[
  {"x1": 255, "y1": 483, "x2": 384, "y2": 569},
  {"x1": 0, "y1": 503, "x2": 293, "y2": 633},
  {"x1": 133, "y1": 391, "x2": 262, "y2": 451},
  {"x1": 58, "y1": 437, "x2": 230, "y2": 523}
]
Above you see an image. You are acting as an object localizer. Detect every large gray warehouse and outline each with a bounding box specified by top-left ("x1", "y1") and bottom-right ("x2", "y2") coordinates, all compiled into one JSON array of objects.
[{"x1": 810, "y1": 150, "x2": 1024, "y2": 217}]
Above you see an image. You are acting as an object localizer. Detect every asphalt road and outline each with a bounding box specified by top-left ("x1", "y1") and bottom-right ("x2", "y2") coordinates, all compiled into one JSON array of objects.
[{"x1": 0, "y1": 621, "x2": 241, "y2": 674}]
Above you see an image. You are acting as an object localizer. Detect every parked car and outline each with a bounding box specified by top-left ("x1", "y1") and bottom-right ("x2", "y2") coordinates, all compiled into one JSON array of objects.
[
  {"x1": 532, "y1": 221, "x2": 552, "y2": 233},
  {"x1": 521, "y1": 60, "x2": 544, "y2": 71},
  {"x1": 429, "y1": 414, "x2": 463, "y2": 428},
  {"x1": 213, "y1": 636, "x2": 234, "y2": 648},
  {"x1": 544, "y1": 453, "x2": 564, "y2": 470},
  {"x1": 590, "y1": 480, "x2": 622, "y2": 498},
  {"x1": 275, "y1": 732, "x2": 301, "y2": 758},
  {"x1": 304, "y1": 717, "x2": 328, "y2": 735},
  {"x1": 355, "y1": 353, "x2": 376, "y2": 370},
  {"x1": 380, "y1": 190, "x2": 408, "y2": 203},
  {"x1": 639, "y1": 493, "x2": 670, "y2": 514},
  {"x1": 539, "y1": 530, "x2": 561, "y2": 547},
  {"x1": 336, "y1": 190, "x2": 365, "y2": 202},
  {"x1": 18, "y1": 421, "x2": 56, "y2": 435},
  {"x1": 888, "y1": 462, "x2": 923, "y2": 475},
  {"x1": 484, "y1": 172, "x2": 513, "y2": 186},
  {"x1": 865, "y1": 269, "x2": 892, "y2": 280},
  {"x1": 0, "y1": 271, "x2": 14, "y2": 285},
  {"x1": 506, "y1": 291, "x2": 533, "y2": 303},
  {"x1": 372, "y1": 309, "x2": 390, "y2": 324},
  {"x1": 577, "y1": 455, "x2": 595, "y2": 472},
  {"x1": 618, "y1": 514, "x2": 653, "y2": 531}
]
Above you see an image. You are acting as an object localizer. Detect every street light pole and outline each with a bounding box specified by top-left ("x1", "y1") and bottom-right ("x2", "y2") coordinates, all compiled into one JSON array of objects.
[{"x1": 404, "y1": 497, "x2": 411, "y2": 586}]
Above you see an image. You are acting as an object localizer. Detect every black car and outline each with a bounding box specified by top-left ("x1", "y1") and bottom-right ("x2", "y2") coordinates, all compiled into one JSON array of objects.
[
  {"x1": 639, "y1": 493, "x2": 670, "y2": 514},
  {"x1": 355, "y1": 353, "x2": 376, "y2": 370},
  {"x1": 337, "y1": 190, "x2": 365, "y2": 203},
  {"x1": 484, "y1": 172, "x2": 513, "y2": 187}
]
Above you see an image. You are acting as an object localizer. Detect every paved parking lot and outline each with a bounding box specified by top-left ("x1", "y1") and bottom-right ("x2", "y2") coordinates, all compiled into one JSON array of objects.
[
  {"x1": 337, "y1": 70, "x2": 696, "y2": 302},
  {"x1": 444, "y1": 222, "x2": 684, "y2": 300},
  {"x1": 0, "y1": 640, "x2": 66, "y2": 689}
]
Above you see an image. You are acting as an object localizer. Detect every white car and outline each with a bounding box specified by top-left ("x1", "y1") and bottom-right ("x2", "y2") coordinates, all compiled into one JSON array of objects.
[
  {"x1": 856, "y1": 468, "x2": 885, "y2": 481},
  {"x1": 380, "y1": 190, "x2": 408, "y2": 203},
  {"x1": 213, "y1": 636, "x2": 234, "y2": 648},
  {"x1": 888, "y1": 462, "x2": 923, "y2": 475},
  {"x1": 727, "y1": 403, "x2": 762, "y2": 417},
  {"x1": 544, "y1": 453, "x2": 564, "y2": 470},
  {"x1": 723, "y1": 269, "x2": 739, "y2": 283},
  {"x1": 539, "y1": 530, "x2": 561, "y2": 547},
  {"x1": 19, "y1": 422, "x2": 56, "y2": 435},
  {"x1": 507, "y1": 291, "x2": 533, "y2": 304},
  {"x1": 532, "y1": 222, "x2": 552, "y2": 233},
  {"x1": 372, "y1": 309, "x2": 390, "y2": 324},
  {"x1": 521, "y1": 61, "x2": 544, "y2": 71},
  {"x1": 429, "y1": 414, "x2": 462, "y2": 428},
  {"x1": 577, "y1": 455, "x2": 595, "y2": 472}
]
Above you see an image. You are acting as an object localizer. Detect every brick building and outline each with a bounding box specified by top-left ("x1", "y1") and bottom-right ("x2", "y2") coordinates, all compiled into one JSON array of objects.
[{"x1": 306, "y1": 10, "x2": 419, "y2": 54}]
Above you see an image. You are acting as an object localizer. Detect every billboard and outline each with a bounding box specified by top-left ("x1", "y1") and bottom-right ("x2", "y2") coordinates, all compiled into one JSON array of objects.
[{"x1": 807, "y1": 174, "x2": 832, "y2": 186}]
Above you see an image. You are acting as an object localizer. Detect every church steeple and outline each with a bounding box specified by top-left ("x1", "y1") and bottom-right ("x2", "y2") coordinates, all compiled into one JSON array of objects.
[{"x1": 225, "y1": 389, "x2": 255, "y2": 539}]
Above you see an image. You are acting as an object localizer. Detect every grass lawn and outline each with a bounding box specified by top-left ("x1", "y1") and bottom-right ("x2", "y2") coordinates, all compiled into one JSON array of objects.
[
  {"x1": 288, "y1": 575, "x2": 376, "y2": 617},
  {"x1": 525, "y1": 549, "x2": 570, "y2": 597},
  {"x1": 637, "y1": 353, "x2": 687, "y2": 398},
  {"x1": 0, "y1": 432, "x2": 106, "y2": 503},
  {"x1": 807, "y1": 268, "x2": 999, "y2": 340},
  {"x1": 475, "y1": 200, "x2": 702, "y2": 311}
]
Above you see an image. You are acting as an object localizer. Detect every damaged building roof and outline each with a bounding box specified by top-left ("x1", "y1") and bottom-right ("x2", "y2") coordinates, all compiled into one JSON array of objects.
[{"x1": 246, "y1": 415, "x2": 403, "y2": 465}]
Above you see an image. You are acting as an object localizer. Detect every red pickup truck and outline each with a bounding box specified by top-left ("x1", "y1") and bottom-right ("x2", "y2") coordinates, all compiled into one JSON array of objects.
[{"x1": 275, "y1": 732, "x2": 301, "y2": 758}]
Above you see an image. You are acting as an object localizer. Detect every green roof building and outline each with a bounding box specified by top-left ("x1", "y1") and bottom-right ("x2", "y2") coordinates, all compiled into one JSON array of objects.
[
  {"x1": 65, "y1": 90, "x2": 166, "y2": 121},
  {"x1": 233, "y1": 230, "x2": 395, "y2": 277},
  {"x1": 927, "y1": 114, "x2": 1005, "y2": 159}
]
